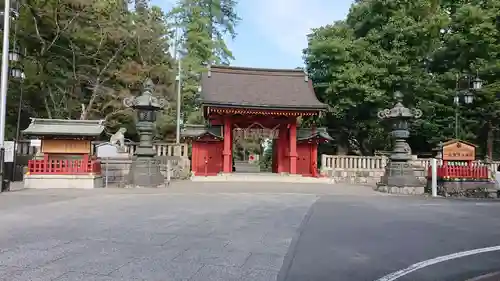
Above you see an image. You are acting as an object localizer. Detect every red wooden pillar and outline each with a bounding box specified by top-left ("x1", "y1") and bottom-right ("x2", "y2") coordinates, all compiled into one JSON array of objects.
[
  {"x1": 311, "y1": 126, "x2": 318, "y2": 177},
  {"x1": 223, "y1": 115, "x2": 232, "y2": 173},
  {"x1": 289, "y1": 119, "x2": 297, "y2": 174},
  {"x1": 311, "y1": 142, "x2": 318, "y2": 177},
  {"x1": 230, "y1": 125, "x2": 233, "y2": 172},
  {"x1": 272, "y1": 140, "x2": 277, "y2": 173},
  {"x1": 277, "y1": 124, "x2": 287, "y2": 173},
  {"x1": 191, "y1": 141, "x2": 198, "y2": 175}
]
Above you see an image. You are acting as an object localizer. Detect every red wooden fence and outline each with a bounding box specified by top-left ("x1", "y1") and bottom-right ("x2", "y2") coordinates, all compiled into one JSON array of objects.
[
  {"x1": 28, "y1": 159, "x2": 102, "y2": 175},
  {"x1": 427, "y1": 165, "x2": 489, "y2": 180}
]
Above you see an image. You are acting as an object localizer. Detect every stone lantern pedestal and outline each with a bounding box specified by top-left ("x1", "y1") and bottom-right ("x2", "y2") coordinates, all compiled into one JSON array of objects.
[
  {"x1": 127, "y1": 158, "x2": 165, "y2": 187},
  {"x1": 123, "y1": 79, "x2": 167, "y2": 187},
  {"x1": 376, "y1": 91, "x2": 425, "y2": 194}
]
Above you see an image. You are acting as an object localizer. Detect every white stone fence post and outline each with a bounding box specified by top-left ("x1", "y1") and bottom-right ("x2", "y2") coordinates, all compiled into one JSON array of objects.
[{"x1": 320, "y1": 154, "x2": 500, "y2": 184}]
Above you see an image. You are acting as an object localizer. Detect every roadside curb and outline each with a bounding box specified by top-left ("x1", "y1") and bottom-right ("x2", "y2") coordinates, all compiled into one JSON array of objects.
[
  {"x1": 465, "y1": 271, "x2": 500, "y2": 281},
  {"x1": 276, "y1": 196, "x2": 318, "y2": 281}
]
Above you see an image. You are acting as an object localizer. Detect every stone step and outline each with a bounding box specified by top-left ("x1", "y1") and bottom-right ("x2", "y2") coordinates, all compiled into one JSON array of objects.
[
  {"x1": 191, "y1": 174, "x2": 335, "y2": 184},
  {"x1": 234, "y1": 161, "x2": 260, "y2": 173},
  {"x1": 234, "y1": 172, "x2": 282, "y2": 176}
]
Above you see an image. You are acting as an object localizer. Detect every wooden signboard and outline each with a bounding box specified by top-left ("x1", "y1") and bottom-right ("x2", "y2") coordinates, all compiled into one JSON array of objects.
[
  {"x1": 442, "y1": 140, "x2": 475, "y2": 161},
  {"x1": 41, "y1": 139, "x2": 91, "y2": 154}
]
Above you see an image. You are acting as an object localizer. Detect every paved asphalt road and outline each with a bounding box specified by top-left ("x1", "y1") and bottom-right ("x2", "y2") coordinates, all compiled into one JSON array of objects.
[
  {"x1": 280, "y1": 195, "x2": 500, "y2": 281},
  {"x1": 1, "y1": 182, "x2": 500, "y2": 281}
]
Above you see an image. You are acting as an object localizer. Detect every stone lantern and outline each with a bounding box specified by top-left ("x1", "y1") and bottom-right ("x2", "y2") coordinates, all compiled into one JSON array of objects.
[
  {"x1": 123, "y1": 78, "x2": 167, "y2": 187},
  {"x1": 377, "y1": 91, "x2": 423, "y2": 189}
]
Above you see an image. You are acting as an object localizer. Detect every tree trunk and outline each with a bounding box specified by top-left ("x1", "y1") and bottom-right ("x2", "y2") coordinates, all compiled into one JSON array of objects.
[
  {"x1": 487, "y1": 121, "x2": 493, "y2": 160},
  {"x1": 336, "y1": 142, "x2": 348, "y2": 155}
]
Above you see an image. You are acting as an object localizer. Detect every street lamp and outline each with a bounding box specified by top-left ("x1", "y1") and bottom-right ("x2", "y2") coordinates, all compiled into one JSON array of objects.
[
  {"x1": 0, "y1": 46, "x2": 23, "y2": 191},
  {"x1": 10, "y1": 67, "x2": 22, "y2": 79},
  {"x1": 0, "y1": 0, "x2": 19, "y2": 20},
  {"x1": 0, "y1": 0, "x2": 14, "y2": 149},
  {"x1": 0, "y1": 0, "x2": 21, "y2": 142},
  {"x1": 454, "y1": 74, "x2": 482, "y2": 139},
  {"x1": 0, "y1": 0, "x2": 22, "y2": 192},
  {"x1": 472, "y1": 76, "x2": 483, "y2": 90},
  {"x1": 463, "y1": 91, "x2": 474, "y2": 104},
  {"x1": 8, "y1": 49, "x2": 20, "y2": 62},
  {"x1": 9, "y1": 68, "x2": 24, "y2": 184},
  {"x1": 1, "y1": 46, "x2": 24, "y2": 190}
]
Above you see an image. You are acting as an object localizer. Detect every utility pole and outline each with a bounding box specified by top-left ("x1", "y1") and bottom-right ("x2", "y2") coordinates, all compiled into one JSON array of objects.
[
  {"x1": 0, "y1": 0, "x2": 12, "y2": 147},
  {"x1": 209, "y1": 0, "x2": 213, "y2": 63},
  {"x1": 174, "y1": 27, "x2": 182, "y2": 144},
  {"x1": 0, "y1": 0, "x2": 13, "y2": 191},
  {"x1": 454, "y1": 102, "x2": 459, "y2": 139},
  {"x1": 176, "y1": 48, "x2": 182, "y2": 144},
  {"x1": 454, "y1": 74, "x2": 460, "y2": 139}
]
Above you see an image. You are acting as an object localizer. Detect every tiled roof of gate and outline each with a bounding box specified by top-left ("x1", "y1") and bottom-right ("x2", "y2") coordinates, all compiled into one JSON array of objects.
[
  {"x1": 200, "y1": 65, "x2": 327, "y2": 110},
  {"x1": 297, "y1": 127, "x2": 333, "y2": 141},
  {"x1": 22, "y1": 118, "x2": 105, "y2": 137},
  {"x1": 181, "y1": 125, "x2": 333, "y2": 141},
  {"x1": 181, "y1": 125, "x2": 223, "y2": 139}
]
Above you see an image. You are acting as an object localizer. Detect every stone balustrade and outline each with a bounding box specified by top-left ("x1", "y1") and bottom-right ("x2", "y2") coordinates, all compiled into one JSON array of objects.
[
  {"x1": 14, "y1": 140, "x2": 188, "y2": 158},
  {"x1": 320, "y1": 154, "x2": 500, "y2": 184},
  {"x1": 321, "y1": 155, "x2": 388, "y2": 171},
  {"x1": 91, "y1": 141, "x2": 188, "y2": 157}
]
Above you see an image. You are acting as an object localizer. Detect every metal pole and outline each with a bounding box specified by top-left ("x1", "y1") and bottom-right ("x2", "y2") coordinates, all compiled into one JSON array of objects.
[
  {"x1": 454, "y1": 74, "x2": 459, "y2": 139},
  {"x1": 14, "y1": 83, "x2": 22, "y2": 139},
  {"x1": 8, "y1": 0, "x2": 20, "y2": 184},
  {"x1": 11, "y1": 79, "x2": 22, "y2": 181},
  {"x1": 0, "y1": 0, "x2": 12, "y2": 192},
  {"x1": 431, "y1": 158, "x2": 438, "y2": 197},
  {"x1": 0, "y1": 0, "x2": 11, "y2": 147},
  {"x1": 173, "y1": 25, "x2": 182, "y2": 144},
  {"x1": 175, "y1": 50, "x2": 182, "y2": 144},
  {"x1": 0, "y1": 148, "x2": 4, "y2": 191}
]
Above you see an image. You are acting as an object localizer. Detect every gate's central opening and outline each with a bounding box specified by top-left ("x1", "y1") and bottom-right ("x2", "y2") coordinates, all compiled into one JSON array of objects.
[
  {"x1": 180, "y1": 65, "x2": 333, "y2": 177},
  {"x1": 232, "y1": 119, "x2": 279, "y2": 173}
]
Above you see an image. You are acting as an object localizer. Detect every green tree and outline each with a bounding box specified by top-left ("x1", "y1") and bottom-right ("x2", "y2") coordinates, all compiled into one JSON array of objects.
[
  {"x1": 304, "y1": 0, "x2": 500, "y2": 156},
  {"x1": 12, "y1": 0, "x2": 176, "y2": 140},
  {"x1": 168, "y1": 0, "x2": 240, "y2": 126},
  {"x1": 429, "y1": 0, "x2": 500, "y2": 157}
]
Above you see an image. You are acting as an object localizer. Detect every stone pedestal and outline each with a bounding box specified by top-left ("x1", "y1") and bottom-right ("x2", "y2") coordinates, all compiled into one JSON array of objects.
[
  {"x1": 24, "y1": 174, "x2": 103, "y2": 189},
  {"x1": 381, "y1": 161, "x2": 422, "y2": 186},
  {"x1": 376, "y1": 161, "x2": 424, "y2": 194},
  {"x1": 127, "y1": 157, "x2": 165, "y2": 187}
]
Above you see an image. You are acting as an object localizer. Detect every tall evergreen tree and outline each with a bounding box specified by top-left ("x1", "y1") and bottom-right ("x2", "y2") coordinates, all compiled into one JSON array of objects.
[
  {"x1": 13, "y1": 0, "x2": 176, "y2": 140},
  {"x1": 168, "y1": 0, "x2": 240, "y2": 125},
  {"x1": 304, "y1": 0, "x2": 500, "y2": 156}
]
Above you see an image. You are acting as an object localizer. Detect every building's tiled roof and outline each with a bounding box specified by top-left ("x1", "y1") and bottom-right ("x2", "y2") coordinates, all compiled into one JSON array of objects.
[
  {"x1": 181, "y1": 125, "x2": 332, "y2": 142},
  {"x1": 22, "y1": 118, "x2": 105, "y2": 137},
  {"x1": 297, "y1": 127, "x2": 333, "y2": 141},
  {"x1": 200, "y1": 65, "x2": 327, "y2": 110},
  {"x1": 181, "y1": 125, "x2": 223, "y2": 139}
]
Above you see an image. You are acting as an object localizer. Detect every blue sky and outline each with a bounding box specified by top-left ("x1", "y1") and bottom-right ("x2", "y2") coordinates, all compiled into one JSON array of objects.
[{"x1": 152, "y1": 0, "x2": 353, "y2": 69}]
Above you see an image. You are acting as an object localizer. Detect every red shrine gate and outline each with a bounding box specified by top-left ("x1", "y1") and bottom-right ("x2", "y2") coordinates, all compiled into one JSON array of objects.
[{"x1": 181, "y1": 66, "x2": 332, "y2": 177}]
